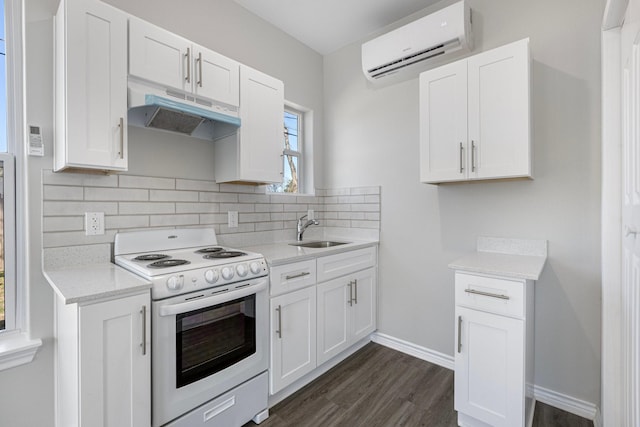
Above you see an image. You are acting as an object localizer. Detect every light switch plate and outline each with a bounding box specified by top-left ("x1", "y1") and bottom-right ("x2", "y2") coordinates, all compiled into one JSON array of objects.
[
  {"x1": 85, "y1": 212, "x2": 105, "y2": 236},
  {"x1": 228, "y1": 211, "x2": 238, "y2": 228}
]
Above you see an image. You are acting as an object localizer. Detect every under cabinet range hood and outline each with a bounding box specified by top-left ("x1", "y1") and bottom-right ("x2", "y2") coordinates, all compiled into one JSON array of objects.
[{"x1": 127, "y1": 80, "x2": 241, "y2": 141}]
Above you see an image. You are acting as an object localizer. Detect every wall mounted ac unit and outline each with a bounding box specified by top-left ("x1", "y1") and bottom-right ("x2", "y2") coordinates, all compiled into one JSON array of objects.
[{"x1": 362, "y1": 0, "x2": 473, "y2": 82}]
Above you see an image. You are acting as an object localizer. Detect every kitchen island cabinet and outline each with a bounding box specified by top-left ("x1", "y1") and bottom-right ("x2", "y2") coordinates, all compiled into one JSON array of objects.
[
  {"x1": 54, "y1": 0, "x2": 128, "y2": 172},
  {"x1": 420, "y1": 38, "x2": 531, "y2": 184}
]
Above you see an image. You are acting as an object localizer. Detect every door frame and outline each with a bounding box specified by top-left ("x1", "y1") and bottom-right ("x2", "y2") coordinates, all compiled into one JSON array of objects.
[{"x1": 601, "y1": 1, "x2": 627, "y2": 426}]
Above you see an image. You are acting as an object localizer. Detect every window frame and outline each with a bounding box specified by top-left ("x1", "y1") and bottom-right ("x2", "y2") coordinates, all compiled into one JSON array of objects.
[
  {"x1": 0, "y1": 0, "x2": 41, "y2": 370},
  {"x1": 267, "y1": 102, "x2": 314, "y2": 195}
]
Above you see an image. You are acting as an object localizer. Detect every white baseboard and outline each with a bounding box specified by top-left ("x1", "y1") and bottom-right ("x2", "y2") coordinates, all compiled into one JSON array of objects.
[
  {"x1": 371, "y1": 332, "x2": 455, "y2": 370},
  {"x1": 533, "y1": 385, "x2": 598, "y2": 421},
  {"x1": 371, "y1": 332, "x2": 599, "y2": 423}
]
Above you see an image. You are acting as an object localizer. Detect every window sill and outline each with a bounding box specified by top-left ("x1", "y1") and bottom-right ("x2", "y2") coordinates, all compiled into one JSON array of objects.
[{"x1": 0, "y1": 332, "x2": 42, "y2": 372}]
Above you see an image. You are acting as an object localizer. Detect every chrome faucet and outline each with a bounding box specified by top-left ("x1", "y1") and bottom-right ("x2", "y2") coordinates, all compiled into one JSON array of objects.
[{"x1": 297, "y1": 214, "x2": 319, "y2": 241}]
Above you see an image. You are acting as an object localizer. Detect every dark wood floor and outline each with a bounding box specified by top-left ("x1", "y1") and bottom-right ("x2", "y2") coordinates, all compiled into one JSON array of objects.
[{"x1": 246, "y1": 343, "x2": 593, "y2": 427}]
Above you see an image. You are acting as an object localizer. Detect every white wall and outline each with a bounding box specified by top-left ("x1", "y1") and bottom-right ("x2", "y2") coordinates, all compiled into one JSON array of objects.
[
  {"x1": 0, "y1": 1, "x2": 324, "y2": 426},
  {"x1": 323, "y1": 0, "x2": 604, "y2": 406}
]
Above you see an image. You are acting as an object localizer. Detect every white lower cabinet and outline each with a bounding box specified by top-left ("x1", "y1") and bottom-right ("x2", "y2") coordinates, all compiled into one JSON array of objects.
[
  {"x1": 269, "y1": 286, "x2": 317, "y2": 394},
  {"x1": 269, "y1": 246, "x2": 378, "y2": 396},
  {"x1": 454, "y1": 272, "x2": 534, "y2": 427},
  {"x1": 56, "y1": 291, "x2": 151, "y2": 427},
  {"x1": 317, "y1": 267, "x2": 376, "y2": 364}
]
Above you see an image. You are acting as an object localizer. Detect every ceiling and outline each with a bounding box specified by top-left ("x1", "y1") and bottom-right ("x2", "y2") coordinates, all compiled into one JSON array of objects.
[{"x1": 232, "y1": 0, "x2": 441, "y2": 55}]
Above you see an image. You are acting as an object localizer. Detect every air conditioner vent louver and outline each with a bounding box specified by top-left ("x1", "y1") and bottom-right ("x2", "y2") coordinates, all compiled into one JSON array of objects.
[{"x1": 362, "y1": 0, "x2": 473, "y2": 82}]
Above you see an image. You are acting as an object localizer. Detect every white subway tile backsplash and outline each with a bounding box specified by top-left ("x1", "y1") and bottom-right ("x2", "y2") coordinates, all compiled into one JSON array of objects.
[
  {"x1": 150, "y1": 214, "x2": 199, "y2": 227},
  {"x1": 44, "y1": 201, "x2": 119, "y2": 216},
  {"x1": 106, "y1": 215, "x2": 150, "y2": 229},
  {"x1": 150, "y1": 190, "x2": 199, "y2": 202},
  {"x1": 85, "y1": 187, "x2": 148, "y2": 201},
  {"x1": 199, "y1": 192, "x2": 238, "y2": 203},
  {"x1": 44, "y1": 185, "x2": 84, "y2": 201},
  {"x1": 119, "y1": 202, "x2": 175, "y2": 215},
  {"x1": 176, "y1": 179, "x2": 219, "y2": 192},
  {"x1": 41, "y1": 170, "x2": 380, "y2": 248},
  {"x1": 119, "y1": 175, "x2": 175, "y2": 189}
]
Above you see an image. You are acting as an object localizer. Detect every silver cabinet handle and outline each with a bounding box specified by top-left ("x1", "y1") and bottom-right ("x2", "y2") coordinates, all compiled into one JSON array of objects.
[
  {"x1": 464, "y1": 288, "x2": 510, "y2": 300},
  {"x1": 285, "y1": 271, "x2": 310, "y2": 280},
  {"x1": 347, "y1": 281, "x2": 353, "y2": 306},
  {"x1": 197, "y1": 52, "x2": 203, "y2": 87},
  {"x1": 185, "y1": 47, "x2": 191, "y2": 83},
  {"x1": 118, "y1": 117, "x2": 124, "y2": 159},
  {"x1": 140, "y1": 305, "x2": 147, "y2": 356},
  {"x1": 457, "y1": 315, "x2": 462, "y2": 353},
  {"x1": 459, "y1": 142, "x2": 464, "y2": 174},
  {"x1": 354, "y1": 278, "x2": 358, "y2": 304},
  {"x1": 625, "y1": 225, "x2": 639, "y2": 237},
  {"x1": 471, "y1": 140, "x2": 476, "y2": 172},
  {"x1": 275, "y1": 305, "x2": 282, "y2": 339}
]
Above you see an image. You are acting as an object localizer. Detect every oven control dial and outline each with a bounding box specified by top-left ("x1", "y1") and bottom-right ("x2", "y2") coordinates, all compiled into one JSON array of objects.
[
  {"x1": 236, "y1": 263, "x2": 248, "y2": 277},
  {"x1": 204, "y1": 269, "x2": 219, "y2": 284},
  {"x1": 166, "y1": 275, "x2": 183, "y2": 291},
  {"x1": 221, "y1": 266, "x2": 235, "y2": 280},
  {"x1": 250, "y1": 261, "x2": 262, "y2": 275}
]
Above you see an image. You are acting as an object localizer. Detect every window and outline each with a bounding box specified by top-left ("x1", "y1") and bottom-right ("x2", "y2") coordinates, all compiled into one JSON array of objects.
[
  {"x1": 268, "y1": 107, "x2": 304, "y2": 194},
  {"x1": 0, "y1": 0, "x2": 11, "y2": 332}
]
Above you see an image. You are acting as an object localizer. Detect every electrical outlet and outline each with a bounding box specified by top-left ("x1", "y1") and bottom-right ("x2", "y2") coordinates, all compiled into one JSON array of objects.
[
  {"x1": 85, "y1": 212, "x2": 105, "y2": 236},
  {"x1": 228, "y1": 211, "x2": 238, "y2": 228},
  {"x1": 307, "y1": 209, "x2": 314, "y2": 220}
]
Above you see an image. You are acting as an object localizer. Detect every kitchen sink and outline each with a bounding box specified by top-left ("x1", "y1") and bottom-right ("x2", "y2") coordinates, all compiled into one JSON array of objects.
[{"x1": 289, "y1": 241, "x2": 349, "y2": 248}]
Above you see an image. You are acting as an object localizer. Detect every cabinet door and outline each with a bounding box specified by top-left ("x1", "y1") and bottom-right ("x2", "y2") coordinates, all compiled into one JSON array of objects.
[
  {"x1": 194, "y1": 46, "x2": 240, "y2": 107},
  {"x1": 351, "y1": 268, "x2": 376, "y2": 342},
  {"x1": 455, "y1": 306, "x2": 524, "y2": 427},
  {"x1": 60, "y1": 0, "x2": 127, "y2": 171},
  {"x1": 317, "y1": 278, "x2": 350, "y2": 365},
  {"x1": 129, "y1": 17, "x2": 190, "y2": 92},
  {"x1": 239, "y1": 66, "x2": 284, "y2": 183},
  {"x1": 79, "y1": 293, "x2": 150, "y2": 427},
  {"x1": 467, "y1": 39, "x2": 531, "y2": 180},
  {"x1": 270, "y1": 287, "x2": 317, "y2": 394},
  {"x1": 419, "y1": 59, "x2": 468, "y2": 183}
]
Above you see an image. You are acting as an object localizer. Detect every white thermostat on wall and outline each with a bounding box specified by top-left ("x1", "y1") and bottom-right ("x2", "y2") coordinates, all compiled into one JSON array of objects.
[{"x1": 28, "y1": 125, "x2": 44, "y2": 156}]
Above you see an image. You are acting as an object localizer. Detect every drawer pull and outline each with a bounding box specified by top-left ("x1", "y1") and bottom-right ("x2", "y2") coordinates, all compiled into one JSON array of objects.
[
  {"x1": 275, "y1": 305, "x2": 282, "y2": 339},
  {"x1": 464, "y1": 288, "x2": 510, "y2": 300},
  {"x1": 203, "y1": 396, "x2": 235, "y2": 421},
  {"x1": 457, "y1": 316, "x2": 462, "y2": 353},
  {"x1": 285, "y1": 271, "x2": 311, "y2": 280}
]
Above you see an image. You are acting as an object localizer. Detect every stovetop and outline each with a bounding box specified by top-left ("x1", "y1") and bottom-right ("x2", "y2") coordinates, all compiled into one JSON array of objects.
[{"x1": 114, "y1": 228, "x2": 268, "y2": 300}]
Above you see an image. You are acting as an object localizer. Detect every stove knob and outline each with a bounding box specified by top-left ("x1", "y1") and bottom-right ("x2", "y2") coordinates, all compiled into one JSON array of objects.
[
  {"x1": 204, "y1": 269, "x2": 219, "y2": 284},
  {"x1": 236, "y1": 264, "x2": 248, "y2": 277},
  {"x1": 167, "y1": 276, "x2": 183, "y2": 291},
  {"x1": 250, "y1": 261, "x2": 262, "y2": 275},
  {"x1": 221, "y1": 266, "x2": 235, "y2": 280}
]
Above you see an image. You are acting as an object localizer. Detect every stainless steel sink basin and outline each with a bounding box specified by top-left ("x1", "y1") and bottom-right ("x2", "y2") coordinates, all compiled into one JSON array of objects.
[{"x1": 289, "y1": 241, "x2": 349, "y2": 248}]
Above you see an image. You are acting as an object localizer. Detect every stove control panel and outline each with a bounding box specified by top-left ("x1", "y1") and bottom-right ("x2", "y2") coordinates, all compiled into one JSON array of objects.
[{"x1": 154, "y1": 258, "x2": 268, "y2": 299}]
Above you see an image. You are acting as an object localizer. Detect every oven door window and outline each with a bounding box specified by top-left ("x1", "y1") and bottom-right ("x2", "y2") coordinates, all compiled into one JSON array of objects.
[{"x1": 176, "y1": 294, "x2": 256, "y2": 388}]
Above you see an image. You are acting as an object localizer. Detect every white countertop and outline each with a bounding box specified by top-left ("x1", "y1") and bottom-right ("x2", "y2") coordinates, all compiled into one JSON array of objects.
[
  {"x1": 448, "y1": 251, "x2": 547, "y2": 280},
  {"x1": 241, "y1": 239, "x2": 379, "y2": 266},
  {"x1": 448, "y1": 237, "x2": 547, "y2": 280},
  {"x1": 44, "y1": 263, "x2": 152, "y2": 305}
]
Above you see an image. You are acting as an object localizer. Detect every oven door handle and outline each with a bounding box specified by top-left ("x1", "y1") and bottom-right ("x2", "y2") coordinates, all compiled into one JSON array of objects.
[{"x1": 158, "y1": 279, "x2": 268, "y2": 317}]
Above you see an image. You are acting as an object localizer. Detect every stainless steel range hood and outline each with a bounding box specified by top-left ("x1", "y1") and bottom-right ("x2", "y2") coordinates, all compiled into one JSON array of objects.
[{"x1": 128, "y1": 81, "x2": 241, "y2": 141}]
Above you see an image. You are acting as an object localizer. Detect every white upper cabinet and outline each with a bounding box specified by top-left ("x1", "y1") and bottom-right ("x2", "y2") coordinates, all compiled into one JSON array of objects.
[
  {"x1": 54, "y1": 0, "x2": 128, "y2": 172},
  {"x1": 214, "y1": 66, "x2": 284, "y2": 184},
  {"x1": 420, "y1": 38, "x2": 531, "y2": 184},
  {"x1": 128, "y1": 17, "x2": 240, "y2": 107}
]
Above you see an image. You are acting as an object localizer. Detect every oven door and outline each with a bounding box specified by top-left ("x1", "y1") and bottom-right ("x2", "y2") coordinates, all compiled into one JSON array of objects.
[{"x1": 152, "y1": 277, "x2": 268, "y2": 427}]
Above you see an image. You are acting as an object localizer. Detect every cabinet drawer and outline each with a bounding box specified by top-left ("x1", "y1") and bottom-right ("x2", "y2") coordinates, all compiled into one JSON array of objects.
[
  {"x1": 166, "y1": 371, "x2": 267, "y2": 427},
  {"x1": 455, "y1": 272, "x2": 525, "y2": 318},
  {"x1": 270, "y1": 260, "x2": 316, "y2": 296},
  {"x1": 317, "y1": 246, "x2": 377, "y2": 283}
]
